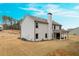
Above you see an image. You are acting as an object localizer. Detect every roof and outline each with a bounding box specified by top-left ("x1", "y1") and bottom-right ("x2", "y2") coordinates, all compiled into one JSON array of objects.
[{"x1": 27, "y1": 16, "x2": 61, "y2": 26}]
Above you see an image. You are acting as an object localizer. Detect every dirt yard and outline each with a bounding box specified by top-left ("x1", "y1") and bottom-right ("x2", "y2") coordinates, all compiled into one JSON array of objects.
[{"x1": 0, "y1": 30, "x2": 79, "y2": 56}]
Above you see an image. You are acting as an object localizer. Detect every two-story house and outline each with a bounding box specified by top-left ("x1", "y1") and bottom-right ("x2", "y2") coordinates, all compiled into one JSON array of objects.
[{"x1": 20, "y1": 13, "x2": 63, "y2": 41}]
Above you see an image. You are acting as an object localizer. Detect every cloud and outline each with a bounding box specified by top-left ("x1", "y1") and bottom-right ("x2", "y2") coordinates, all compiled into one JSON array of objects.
[
  {"x1": 20, "y1": 4, "x2": 79, "y2": 18},
  {"x1": 19, "y1": 4, "x2": 79, "y2": 29},
  {"x1": 20, "y1": 7, "x2": 46, "y2": 17},
  {"x1": 55, "y1": 10, "x2": 79, "y2": 18},
  {"x1": 19, "y1": 4, "x2": 61, "y2": 16},
  {"x1": 27, "y1": 4, "x2": 37, "y2": 8},
  {"x1": 45, "y1": 4, "x2": 59, "y2": 9},
  {"x1": 43, "y1": 4, "x2": 60, "y2": 13},
  {"x1": 74, "y1": 5, "x2": 79, "y2": 10},
  {"x1": 33, "y1": 11, "x2": 47, "y2": 17},
  {"x1": 20, "y1": 7, "x2": 42, "y2": 12},
  {"x1": 42, "y1": 4, "x2": 79, "y2": 18},
  {"x1": 46, "y1": 4, "x2": 79, "y2": 17},
  {"x1": 19, "y1": 3, "x2": 44, "y2": 12},
  {"x1": 19, "y1": 4, "x2": 47, "y2": 17}
]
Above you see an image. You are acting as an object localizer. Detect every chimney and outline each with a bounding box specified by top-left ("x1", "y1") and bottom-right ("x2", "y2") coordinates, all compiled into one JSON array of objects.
[
  {"x1": 48, "y1": 13, "x2": 52, "y2": 23},
  {"x1": 48, "y1": 13, "x2": 53, "y2": 39}
]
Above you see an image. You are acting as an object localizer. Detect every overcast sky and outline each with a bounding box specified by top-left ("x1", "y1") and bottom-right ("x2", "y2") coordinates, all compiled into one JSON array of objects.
[{"x1": 0, "y1": 3, "x2": 79, "y2": 29}]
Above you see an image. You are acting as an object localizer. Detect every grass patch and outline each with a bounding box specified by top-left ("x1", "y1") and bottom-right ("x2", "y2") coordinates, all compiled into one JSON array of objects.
[
  {"x1": 74, "y1": 41, "x2": 79, "y2": 44},
  {"x1": 47, "y1": 49, "x2": 79, "y2": 56},
  {"x1": 47, "y1": 41, "x2": 79, "y2": 56}
]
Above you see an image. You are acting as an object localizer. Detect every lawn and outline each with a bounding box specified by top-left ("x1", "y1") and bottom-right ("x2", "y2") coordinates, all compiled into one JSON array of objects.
[
  {"x1": 0, "y1": 30, "x2": 79, "y2": 56},
  {"x1": 47, "y1": 41, "x2": 79, "y2": 56}
]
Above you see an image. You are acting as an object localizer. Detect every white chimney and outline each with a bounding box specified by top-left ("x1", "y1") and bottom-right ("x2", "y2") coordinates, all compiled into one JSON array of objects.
[{"x1": 48, "y1": 13, "x2": 53, "y2": 40}]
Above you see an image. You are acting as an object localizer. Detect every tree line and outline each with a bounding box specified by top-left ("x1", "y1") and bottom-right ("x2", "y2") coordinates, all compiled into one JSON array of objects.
[{"x1": 2, "y1": 16, "x2": 21, "y2": 30}]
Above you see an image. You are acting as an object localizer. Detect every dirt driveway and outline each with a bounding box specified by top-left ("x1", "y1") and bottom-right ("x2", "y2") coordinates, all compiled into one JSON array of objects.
[{"x1": 0, "y1": 30, "x2": 78, "y2": 56}]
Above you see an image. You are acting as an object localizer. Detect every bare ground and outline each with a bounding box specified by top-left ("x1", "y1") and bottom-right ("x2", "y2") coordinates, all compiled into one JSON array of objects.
[{"x1": 0, "y1": 30, "x2": 79, "y2": 56}]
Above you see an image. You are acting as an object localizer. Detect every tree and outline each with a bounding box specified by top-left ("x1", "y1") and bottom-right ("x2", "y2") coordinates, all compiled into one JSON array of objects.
[
  {"x1": 8, "y1": 17, "x2": 13, "y2": 30},
  {"x1": 2, "y1": 16, "x2": 21, "y2": 30},
  {"x1": 2, "y1": 16, "x2": 10, "y2": 29},
  {"x1": 2, "y1": 16, "x2": 16, "y2": 30}
]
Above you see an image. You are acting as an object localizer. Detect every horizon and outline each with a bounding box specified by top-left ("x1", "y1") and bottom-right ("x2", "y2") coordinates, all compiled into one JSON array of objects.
[{"x1": 0, "y1": 3, "x2": 79, "y2": 30}]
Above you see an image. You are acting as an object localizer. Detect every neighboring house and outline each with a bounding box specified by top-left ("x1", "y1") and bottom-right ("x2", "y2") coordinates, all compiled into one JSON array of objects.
[
  {"x1": 68, "y1": 27, "x2": 79, "y2": 35},
  {"x1": 0, "y1": 24, "x2": 3, "y2": 31},
  {"x1": 20, "y1": 13, "x2": 67, "y2": 41}
]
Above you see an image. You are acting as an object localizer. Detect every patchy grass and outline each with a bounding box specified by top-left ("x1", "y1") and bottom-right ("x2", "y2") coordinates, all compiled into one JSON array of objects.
[
  {"x1": 47, "y1": 41, "x2": 79, "y2": 56},
  {"x1": 47, "y1": 49, "x2": 79, "y2": 56},
  {"x1": 73, "y1": 41, "x2": 79, "y2": 44},
  {"x1": 0, "y1": 30, "x2": 79, "y2": 56}
]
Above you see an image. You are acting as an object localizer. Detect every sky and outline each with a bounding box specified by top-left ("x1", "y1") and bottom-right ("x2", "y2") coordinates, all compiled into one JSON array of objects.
[{"x1": 0, "y1": 3, "x2": 79, "y2": 30}]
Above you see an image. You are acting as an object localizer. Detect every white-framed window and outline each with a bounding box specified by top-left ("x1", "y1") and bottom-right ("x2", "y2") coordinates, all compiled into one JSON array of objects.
[{"x1": 35, "y1": 22, "x2": 38, "y2": 28}]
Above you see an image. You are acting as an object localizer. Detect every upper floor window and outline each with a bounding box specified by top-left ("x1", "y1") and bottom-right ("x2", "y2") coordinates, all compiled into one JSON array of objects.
[
  {"x1": 59, "y1": 26, "x2": 61, "y2": 30},
  {"x1": 35, "y1": 22, "x2": 38, "y2": 28},
  {"x1": 55, "y1": 26, "x2": 60, "y2": 30},
  {"x1": 54, "y1": 25, "x2": 56, "y2": 30}
]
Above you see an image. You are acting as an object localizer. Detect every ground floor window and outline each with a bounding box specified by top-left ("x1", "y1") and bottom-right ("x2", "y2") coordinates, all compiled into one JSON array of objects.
[
  {"x1": 45, "y1": 33, "x2": 47, "y2": 38},
  {"x1": 35, "y1": 33, "x2": 38, "y2": 39}
]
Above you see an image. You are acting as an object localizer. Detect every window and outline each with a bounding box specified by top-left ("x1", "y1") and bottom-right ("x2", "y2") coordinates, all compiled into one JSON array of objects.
[
  {"x1": 59, "y1": 26, "x2": 61, "y2": 30},
  {"x1": 45, "y1": 33, "x2": 47, "y2": 38},
  {"x1": 54, "y1": 25, "x2": 55, "y2": 30},
  {"x1": 35, "y1": 33, "x2": 38, "y2": 39},
  {"x1": 35, "y1": 22, "x2": 38, "y2": 28}
]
